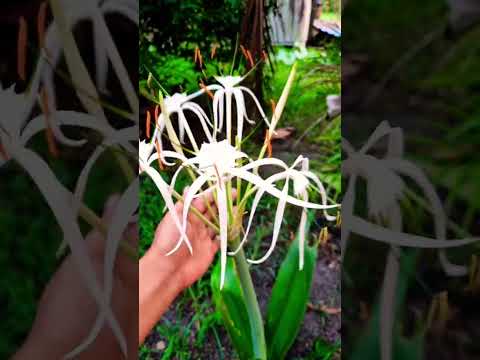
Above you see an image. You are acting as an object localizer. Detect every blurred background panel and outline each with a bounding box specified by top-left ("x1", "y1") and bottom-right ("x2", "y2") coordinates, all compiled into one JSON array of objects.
[{"x1": 342, "y1": 0, "x2": 480, "y2": 359}]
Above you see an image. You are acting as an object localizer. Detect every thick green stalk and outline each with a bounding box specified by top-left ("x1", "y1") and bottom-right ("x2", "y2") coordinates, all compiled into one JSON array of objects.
[{"x1": 233, "y1": 246, "x2": 267, "y2": 360}]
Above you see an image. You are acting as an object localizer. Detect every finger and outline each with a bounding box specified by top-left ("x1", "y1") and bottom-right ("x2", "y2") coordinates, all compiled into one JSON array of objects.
[
  {"x1": 211, "y1": 239, "x2": 220, "y2": 255},
  {"x1": 85, "y1": 194, "x2": 121, "y2": 255},
  {"x1": 102, "y1": 194, "x2": 121, "y2": 224},
  {"x1": 191, "y1": 189, "x2": 217, "y2": 214},
  {"x1": 203, "y1": 204, "x2": 218, "y2": 221}
]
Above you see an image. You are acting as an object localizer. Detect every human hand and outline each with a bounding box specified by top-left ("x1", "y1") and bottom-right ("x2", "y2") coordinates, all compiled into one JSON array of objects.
[
  {"x1": 150, "y1": 189, "x2": 220, "y2": 291},
  {"x1": 14, "y1": 195, "x2": 138, "y2": 359},
  {"x1": 138, "y1": 189, "x2": 224, "y2": 344}
]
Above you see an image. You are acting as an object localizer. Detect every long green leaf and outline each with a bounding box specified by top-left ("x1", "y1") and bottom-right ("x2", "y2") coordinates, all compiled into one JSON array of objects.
[
  {"x1": 211, "y1": 258, "x2": 258, "y2": 360},
  {"x1": 350, "y1": 249, "x2": 424, "y2": 360},
  {"x1": 265, "y1": 213, "x2": 317, "y2": 360}
]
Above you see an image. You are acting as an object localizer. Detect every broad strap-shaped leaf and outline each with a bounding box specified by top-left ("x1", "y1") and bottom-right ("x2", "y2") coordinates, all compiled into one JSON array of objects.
[
  {"x1": 211, "y1": 258, "x2": 259, "y2": 360},
  {"x1": 265, "y1": 213, "x2": 317, "y2": 360},
  {"x1": 350, "y1": 249, "x2": 424, "y2": 360}
]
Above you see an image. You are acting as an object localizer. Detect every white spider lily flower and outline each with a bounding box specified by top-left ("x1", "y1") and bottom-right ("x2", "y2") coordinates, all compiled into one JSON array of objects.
[
  {"x1": 166, "y1": 141, "x2": 338, "y2": 289},
  {"x1": 29, "y1": 0, "x2": 138, "y2": 125},
  {"x1": 210, "y1": 75, "x2": 269, "y2": 143},
  {"x1": 342, "y1": 121, "x2": 479, "y2": 276},
  {"x1": 154, "y1": 93, "x2": 214, "y2": 151},
  {"x1": 0, "y1": 85, "x2": 126, "y2": 355},
  {"x1": 138, "y1": 140, "x2": 190, "y2": 252},
  {"x1": 0, "y1": 85, "x2": 115, "y2": 162},
  {"x1": 230, "y1": 155, "x2": 336, "y2": 267}
]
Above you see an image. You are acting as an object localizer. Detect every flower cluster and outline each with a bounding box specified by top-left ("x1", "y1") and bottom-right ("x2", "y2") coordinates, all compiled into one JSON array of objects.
[{"x1": 140, "y1": 68, "x2": 339, "y2": 289}]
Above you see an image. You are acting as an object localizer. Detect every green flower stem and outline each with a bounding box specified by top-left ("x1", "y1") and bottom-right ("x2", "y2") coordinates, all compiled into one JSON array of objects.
[
  {"x1": 233, "y1": 245, "x2": 267, "y2": 360},
  {"x1": 78, "y1": 202, "x2": 137, "y2": 260},
  {"x1": 170, "y1": 189, "x2": 220, "y2": 233}
]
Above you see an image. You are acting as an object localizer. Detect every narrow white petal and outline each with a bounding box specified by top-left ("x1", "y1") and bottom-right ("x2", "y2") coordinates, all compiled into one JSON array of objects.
[
  {"x1": 341, "y1": 175, "x2": 357, "y2": 262},
  {"x1": 229, "y1": 172, "x2": 289, "y2": 256},
  {"x1": 233, "y1": 88, "x2": 245, "y2": 140},
  {"x1": 178, "y1": 110, "x2": 199, "y2": 151},
  {"x1": 230, "y1": 168, "x2": 339, "y2": 210},
  {"x1": 94, "y1": 12, "x2": 139, "y2": 117},
  {"x1": 212, "y1": 90, "x2": 221, "y2": 136},
  {"x1": 226, "y1": 90, "x2": 233, "y2": 144},
  {"x1": 359, "y1": 121, "x2": 392, "y2": 154},
  {"x1": 348, "y1": 214, "x2": 480, "y2": 248},
  {"x1": 298, "y1": 192, "x2": 309, "y2": 270},
  {"x1": 168, "y1": 174, "x2": 210, "y2": 255},
  {"x1": 248, "y1": 179, "x2": 289, "y2": 264},
  {"x1": 182, "y1": 104, "x2": 214, "y2": 142},
  {"x1": 238, "y1": 86, "x2": 270, "y2": 127},
  {"x1": 217, "y1": 183, "x2": 228, "y2": 289},
  {"x1": 388, "y1": 158, "x2": 468, "y2": 275},
  {"x1": 302, "y1": 171, "x2": 336, "y2": 221},
  {"x1": 142, "y1": 165, "x2": 188, "y2": 251},
  {"x1": 239, "y1": 158, "x2": 289, "y2": 172},
  {"x1": 73, "y1": 179, "x2": 138, "y2": 358},
  {"x1": 13, "y1": 147, "x2": 126, "y2": 357}
]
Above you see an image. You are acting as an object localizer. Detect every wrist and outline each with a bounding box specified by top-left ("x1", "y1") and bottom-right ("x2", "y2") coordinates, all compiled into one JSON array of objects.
[{"x1": 138, "y1": 248, "x2": 183, "y2": 344}]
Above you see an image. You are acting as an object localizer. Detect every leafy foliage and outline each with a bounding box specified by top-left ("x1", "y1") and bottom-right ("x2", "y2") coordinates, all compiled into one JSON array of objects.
[{"x1": 265, "y1": 213, "x2": 318, "y2": 359}]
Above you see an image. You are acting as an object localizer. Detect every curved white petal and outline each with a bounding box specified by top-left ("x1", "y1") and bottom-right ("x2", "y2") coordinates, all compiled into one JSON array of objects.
[
  {"x1": 341, "y1": 174, "x2": 357, "y2": 262},
  {"x1": 229, "y1": 172, "x2": 289, "y2": 256},
  {"x1": 142, "y1": 164, "x2": 187, "y2": 250},
  {"x1": 238, "y1": 86, "x2": 270, "y2": 127},
  {"x1": 167, "y1": 174, "x2": 211, "y2": 255},
  {"x1": 348, "y1": 214, "x2": 479, "y2": 248},
  {"x1": 13, "y1": 146, "x2": 126, "y2": 357},
  {"x1": 248, "y1": 178, "x2": 289, "y2": 264},
  {"x1": 230, "y1": 168, "x2": 339, "y2": 210},
  {"x1": 388, "y1": 158, "x2": 468, "y2": 276},
  {"x1": 72, "y1": 178, "x2": 138, "y2": 357},
  {"x1": 21, "y1": 111, "x2": 112, "y2": 145},
  {"x1": 302, "y1": 171, "x2": 336, "y2": 221},
  {"x1": 217, "y1": 183, "x2": 228, "y2": 289}
]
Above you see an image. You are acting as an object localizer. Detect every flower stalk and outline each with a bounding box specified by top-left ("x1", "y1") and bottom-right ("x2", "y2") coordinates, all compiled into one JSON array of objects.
[{"x1": 232, "y1": 245, "x2": 267, "y2": 360}]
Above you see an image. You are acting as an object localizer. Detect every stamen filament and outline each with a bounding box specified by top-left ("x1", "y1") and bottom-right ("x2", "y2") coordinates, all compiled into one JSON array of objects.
[
  {"x1": 146, "y1": 110, "x2": 151, "y2": 139},
  {"x1": 17, "y1": 17, "x2": 28, "y2": 81}
]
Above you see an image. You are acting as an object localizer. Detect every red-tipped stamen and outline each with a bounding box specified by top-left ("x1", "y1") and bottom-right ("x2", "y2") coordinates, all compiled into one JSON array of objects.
[
  {"x1": 200, "y1": 80, "x2": 214, "y2": 99},
  {"x1": 155, "y1": 139, "x2": 165, "y2": 170},
  {"x1": 154, "y1": 105, "x2": 159, "y2": 123},
  {"x1": 262, "y1": 50, "x2": 268, "y2": 62},
  {"x1": 146, "y1": 110, "x2": 151, "y2": 139},
  {"x1": 265, "y1": 130, "x2": 272, "y2": 158},
  {"x1": 211, "y1": 44, "x2": 218, "y2": 59},
  {"x1": 270, "y1": 99, "x2": 277, "y2": 114},
  {"x1": 17, "y1": 17, "x2": 28, "y2": 81},
  {"x1": 240, "y1": 45, "x2": 248, "y2": 59},
  {"x1": 246, "y1": 50, "x2": 254, "y2": 68},
  {"x1": 37, "y1": 2, "x2": 48, "y2": 50},
  {"x1": 40, "y1": 87, "x2": 59, "y2": 158},
  {"x1": 194, "y1": 46, "x2": 199, "y2": 64},
  {"x1": 198, "y1": 49, "x2": 204, "y2": 68}
]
